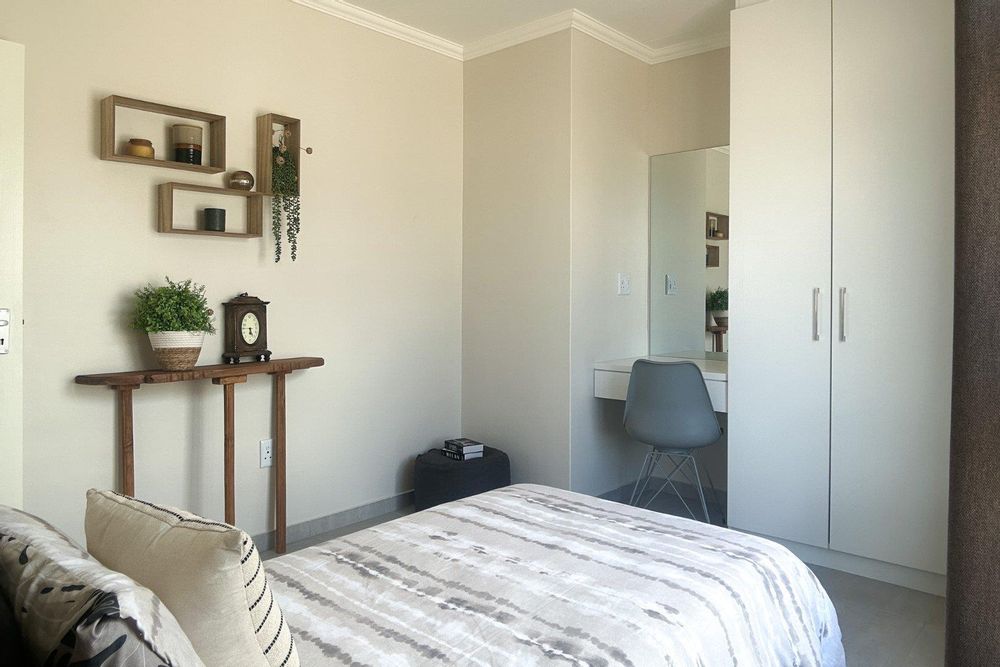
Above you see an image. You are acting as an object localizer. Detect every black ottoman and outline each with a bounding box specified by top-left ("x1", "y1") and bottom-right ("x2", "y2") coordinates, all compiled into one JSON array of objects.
[{"x1": 413, "y1": 446, "x2": 511, "y2": 511}]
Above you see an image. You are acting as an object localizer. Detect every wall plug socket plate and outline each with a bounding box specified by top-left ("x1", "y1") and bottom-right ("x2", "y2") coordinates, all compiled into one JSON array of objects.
[{"x1": 259, "y1": 439, "x2": 274, "y2": 468}]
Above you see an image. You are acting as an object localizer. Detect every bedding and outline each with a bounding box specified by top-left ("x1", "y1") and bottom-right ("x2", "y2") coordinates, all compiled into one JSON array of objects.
[{"x1": 269, "y1": 484, "x2": 845, "y2": 666}]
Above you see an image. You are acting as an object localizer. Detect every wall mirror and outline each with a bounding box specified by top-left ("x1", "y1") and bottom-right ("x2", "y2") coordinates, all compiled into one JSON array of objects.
[{"x1": 649, "y1": 146, "x2": 729, "y2": 357}]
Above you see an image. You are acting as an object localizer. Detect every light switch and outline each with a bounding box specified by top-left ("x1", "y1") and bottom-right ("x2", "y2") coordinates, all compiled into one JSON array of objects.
[
  {"x1": 0, "y1": 309, "x2": 9, "y2": 355},
  {"x1": 616, "y1": 272, "x2": 631, "y2": 296},
  {"x1": 666, "y1": 275, "x2": 678, "y2": 295}
]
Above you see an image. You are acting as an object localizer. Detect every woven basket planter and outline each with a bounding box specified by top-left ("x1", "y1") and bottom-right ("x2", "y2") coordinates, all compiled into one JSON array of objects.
[{"x1": 148, "y1": 331, "x2": 205, "y2": 370}]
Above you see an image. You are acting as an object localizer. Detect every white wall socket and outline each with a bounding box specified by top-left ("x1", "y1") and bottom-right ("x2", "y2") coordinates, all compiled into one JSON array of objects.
[
  {"x1": 666, "y1": 274, "x2": 678, "y2": 295},
  {"x1": 259, "y1": 439, "x2": 274, "y2": 468},
  {"x1": 616, "y1": 272, "x2": 632, "y2": 296}
]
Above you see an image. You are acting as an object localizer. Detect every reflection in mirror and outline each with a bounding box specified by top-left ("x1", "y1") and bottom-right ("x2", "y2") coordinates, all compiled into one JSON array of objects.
[{"x1": 649, "y1": 146, "x2": 729, "y2": 358}]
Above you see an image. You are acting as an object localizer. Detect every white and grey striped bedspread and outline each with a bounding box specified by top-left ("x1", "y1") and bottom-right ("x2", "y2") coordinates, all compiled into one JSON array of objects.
[{"x1": 268, "y1": 484, "x2": 845, "y2": 666}]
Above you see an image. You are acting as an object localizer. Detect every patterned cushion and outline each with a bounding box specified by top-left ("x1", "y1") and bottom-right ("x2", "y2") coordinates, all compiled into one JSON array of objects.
[
  {"x1": 0, "y1": 504, "x2": 204, "y2": 666},
  {"x1": 85, "y1": 489, "x2": 299, "y2": 667}
]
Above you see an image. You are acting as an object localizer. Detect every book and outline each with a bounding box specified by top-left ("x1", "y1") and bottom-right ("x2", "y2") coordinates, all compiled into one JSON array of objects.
[
  {"x1": 444, "y1": 442, "x2": 484, "y2": 454},
  {"x1": 440, "y1": 448, "x2": 483, "y2": 461},
  {"x1": 444, "y1": 438, "x2": 485, "y2": 454}
]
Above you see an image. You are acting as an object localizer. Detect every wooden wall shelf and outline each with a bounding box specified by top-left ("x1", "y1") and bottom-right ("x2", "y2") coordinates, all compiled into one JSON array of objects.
[
  {"x1": 101, "y1": 95, "x2": 226, "y2": 174},
  {"x1": 157, "y1": 182, "x2": 265, "y2": 238},
  {"x1": 256, "y1": 113, "x2": 301, "y2": 195}
]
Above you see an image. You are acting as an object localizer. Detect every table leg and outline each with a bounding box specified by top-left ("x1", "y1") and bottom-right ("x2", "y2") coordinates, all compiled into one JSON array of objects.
[
  {"x1": 113, "y1": 385, "x2": 139, "y2": 496},
  {"x1": 214, "y1": 376, "x2": 247, "y2": 525},
  {"x1": 273, "y1": 372, "x2": 288, "y2": 554}
]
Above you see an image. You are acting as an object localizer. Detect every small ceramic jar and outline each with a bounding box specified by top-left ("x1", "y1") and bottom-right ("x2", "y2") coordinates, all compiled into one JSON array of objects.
[{"x1": 124, "y1": 138, "x2": 154, "y2": 159}]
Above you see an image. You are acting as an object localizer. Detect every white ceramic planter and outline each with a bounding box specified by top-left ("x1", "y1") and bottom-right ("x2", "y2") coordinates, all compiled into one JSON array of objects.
[
  {"x1": 148, "y1": 331, "x2": 205, "y2": 370},
  {"x1": 712, "y1": 310, "x2": 729, "y2": 327}
]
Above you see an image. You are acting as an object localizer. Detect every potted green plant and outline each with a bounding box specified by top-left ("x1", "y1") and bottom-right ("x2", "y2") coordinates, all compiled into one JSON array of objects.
[
  {"x1": 131, "y1": 277, "x2": 216, "y2": 370},
  {"x1": 706, "y1": 287, "x2": 729, "y2": 327}
]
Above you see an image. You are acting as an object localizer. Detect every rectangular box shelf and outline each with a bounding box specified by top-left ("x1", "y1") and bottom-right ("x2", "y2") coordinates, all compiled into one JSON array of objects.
[
  {"x1": 101, "y1": 95, "x2": 226, "y2": 174},
  {"x1": 157, "y1": 182, "x2": 264, "y2": 238}
]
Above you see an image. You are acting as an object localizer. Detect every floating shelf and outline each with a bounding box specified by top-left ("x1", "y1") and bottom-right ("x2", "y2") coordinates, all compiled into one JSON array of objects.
[
  {"x1": 705, "y1": 211, "x2": 730, "y2": 240},
  {"x1": 157, "y1": 182, "x2": 265, "y2": 238},
  {"x1": 101, "y1": 95, "x2": 226, "y2": 174},
  {"x1": 256, "y1": 113, "x2": 301, "y2": 194}
]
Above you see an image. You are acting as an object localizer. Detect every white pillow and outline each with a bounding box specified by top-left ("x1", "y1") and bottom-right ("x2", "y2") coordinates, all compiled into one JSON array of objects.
[
  {"x1": 0, "y1": 503, "x2": 203, "y2": 666},
  {"x1": 85, "y1": 489, "x2": 299, "y2": 667}
]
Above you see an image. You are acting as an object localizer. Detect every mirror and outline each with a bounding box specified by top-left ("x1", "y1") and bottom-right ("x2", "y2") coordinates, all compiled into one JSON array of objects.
[{"x1": 649, "y1": 146, "x2": 729, "y2": 357}]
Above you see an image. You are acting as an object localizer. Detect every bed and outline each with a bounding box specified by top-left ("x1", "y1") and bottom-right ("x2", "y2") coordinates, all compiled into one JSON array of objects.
[{"x1": 268, "y1": 484, "x2": 845, "y2": 666}]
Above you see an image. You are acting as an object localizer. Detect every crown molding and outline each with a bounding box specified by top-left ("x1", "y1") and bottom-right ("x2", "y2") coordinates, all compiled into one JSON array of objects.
[
  {"x1": 290, "y1": 0, "x2": 463, "y2": 61},
  {"x1": 648, "y1": 31, "x2": 731, "y2": 64},
  {"x1": 292, "y1": 0, "x2": 729, "y2": 65},
  {"x1": 463, "y1": 9, "x2": 576, "y2": 61}
]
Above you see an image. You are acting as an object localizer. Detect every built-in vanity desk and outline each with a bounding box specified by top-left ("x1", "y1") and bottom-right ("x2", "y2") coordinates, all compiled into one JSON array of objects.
[{"x1": 593, "y1": 351, "x2": 728, "y2": 412}]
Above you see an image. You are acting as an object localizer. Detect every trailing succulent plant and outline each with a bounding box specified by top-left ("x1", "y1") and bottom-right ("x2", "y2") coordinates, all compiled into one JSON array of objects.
[
  {"x1": 271, "y1": 128, "x2": 301, "y2": 262},
  {"x1": 131, "y1": 277, "x2": 216, "y2": 333}
]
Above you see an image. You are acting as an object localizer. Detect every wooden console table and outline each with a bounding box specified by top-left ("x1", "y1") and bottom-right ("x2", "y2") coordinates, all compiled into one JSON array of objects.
[{"x1": 75, "y1": 357, "x2": 324, "y2": 554}]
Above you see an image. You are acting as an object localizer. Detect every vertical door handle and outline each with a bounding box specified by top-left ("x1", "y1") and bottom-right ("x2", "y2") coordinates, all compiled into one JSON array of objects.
[
  {"x1": 812, "y1": 288, "x2": 821, "y2": 341},
  {"x1": 839, "y1": 288, "x2": 848, "y2": 342}
]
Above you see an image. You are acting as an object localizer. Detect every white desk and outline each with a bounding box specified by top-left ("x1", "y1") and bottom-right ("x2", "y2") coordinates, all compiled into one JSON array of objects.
[{"x1": 593, "y1": 352, "x2": 728, "y2": 413}]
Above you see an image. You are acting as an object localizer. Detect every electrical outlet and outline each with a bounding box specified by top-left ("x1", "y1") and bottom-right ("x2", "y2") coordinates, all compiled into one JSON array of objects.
[
  {"x1": 616, "y1": 272, "x2": 632, "y2": 296},
  {"x1": 666, "y1": 275, "x2": 678, "y2": 295},
  {"x1": 259, "y1": 439, "x2": 273, "y2": 468}
]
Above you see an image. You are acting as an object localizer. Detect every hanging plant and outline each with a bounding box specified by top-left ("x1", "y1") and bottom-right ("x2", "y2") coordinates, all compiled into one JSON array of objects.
[{"x1": 271, "y1": 129, "x2": 300, "y2": 261}]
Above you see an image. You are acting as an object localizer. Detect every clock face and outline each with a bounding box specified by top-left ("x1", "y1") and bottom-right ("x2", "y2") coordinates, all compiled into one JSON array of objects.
[{"x1": 240, "y1": 312, "x2": 260, "y2": 345}]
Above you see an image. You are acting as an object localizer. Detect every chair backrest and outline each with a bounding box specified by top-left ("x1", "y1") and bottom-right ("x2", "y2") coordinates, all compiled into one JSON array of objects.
[{"x1": 623, "y1": 360, "x2": 722, "y2": 450}]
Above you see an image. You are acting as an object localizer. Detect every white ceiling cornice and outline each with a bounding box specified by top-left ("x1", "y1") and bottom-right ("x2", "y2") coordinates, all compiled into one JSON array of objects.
[
  {"x1": 292, "y1": 0, "x2": 729, "y2": 65},
  {"x1": 290, "y1": 0, "x2": 464, "y2": 60}
]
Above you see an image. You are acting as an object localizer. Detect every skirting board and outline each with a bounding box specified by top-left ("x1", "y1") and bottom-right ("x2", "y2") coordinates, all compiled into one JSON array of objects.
[
  {"x1": 602, "y1": 477, "x2": 944, "y2": 596},
  {"x1": 254, "y1": 490, "x2": 413, "y2": 552}
]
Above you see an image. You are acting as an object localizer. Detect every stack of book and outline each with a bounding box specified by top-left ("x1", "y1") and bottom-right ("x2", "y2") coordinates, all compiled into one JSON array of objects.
[{"x1": 441, "y1": 438, "x2": 485, "y2": 461}]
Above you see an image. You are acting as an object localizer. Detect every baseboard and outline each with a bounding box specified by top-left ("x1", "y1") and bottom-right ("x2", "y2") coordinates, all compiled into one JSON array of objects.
[{"x1": 253, "y1": 490, "x2": 414, "y2": 552}]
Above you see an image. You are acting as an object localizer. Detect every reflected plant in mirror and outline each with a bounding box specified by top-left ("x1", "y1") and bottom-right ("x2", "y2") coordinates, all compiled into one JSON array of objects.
[{"x1": 707, "y1": 288, "x2": 728, "y2": 327}]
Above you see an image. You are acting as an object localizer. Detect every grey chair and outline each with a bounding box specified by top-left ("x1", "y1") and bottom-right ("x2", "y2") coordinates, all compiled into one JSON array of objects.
[{"x1": 624, "y1": 359, "x2": 723, "y2": 522}]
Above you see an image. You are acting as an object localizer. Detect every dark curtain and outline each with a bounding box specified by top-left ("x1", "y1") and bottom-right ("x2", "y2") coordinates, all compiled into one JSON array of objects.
[{"x1": 947, "y1": 0, "x2": 1000, "y2": 663}]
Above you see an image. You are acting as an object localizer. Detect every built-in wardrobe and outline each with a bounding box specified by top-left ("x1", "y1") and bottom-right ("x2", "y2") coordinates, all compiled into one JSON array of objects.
[{"x1": 728, "y1": 0, "x2": 953, "y2": 589}]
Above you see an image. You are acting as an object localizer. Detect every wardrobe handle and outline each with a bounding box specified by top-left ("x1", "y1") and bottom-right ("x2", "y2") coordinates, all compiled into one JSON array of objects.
[
  {"x1": 812, "y1": 288, "x2": 821, "y2": 341},
  {"x1": 839, "y1": 287, "x2": 848, "y2": 342}
]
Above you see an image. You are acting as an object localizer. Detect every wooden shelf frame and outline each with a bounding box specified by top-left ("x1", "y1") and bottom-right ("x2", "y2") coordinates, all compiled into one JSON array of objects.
[
  {"x1": 256, "y1": 113, "x2": 301, "y2": 195},
  {"x1": 157, "y1": 182, "x2": 265, "y2": 238},
  {"x1": 101, "y1": 95, "x2": 226, "y2": 174},
  {"x1": 76, "y1": 357, "x2": 324, "y2": 554}
]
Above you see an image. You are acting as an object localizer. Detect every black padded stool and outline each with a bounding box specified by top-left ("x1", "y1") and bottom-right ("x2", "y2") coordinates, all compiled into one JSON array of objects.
[{"x1": 413, "y1": 446, "x2": 511, "y2": 511}]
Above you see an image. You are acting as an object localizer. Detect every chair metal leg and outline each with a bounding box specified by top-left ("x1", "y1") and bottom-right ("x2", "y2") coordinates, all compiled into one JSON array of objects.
[
  {"x1": 629, "y1": 450, "x2": 656, "y2": 505},
  {"x1": 689, "y1": 456, "x2": 711, "y2": 523}
]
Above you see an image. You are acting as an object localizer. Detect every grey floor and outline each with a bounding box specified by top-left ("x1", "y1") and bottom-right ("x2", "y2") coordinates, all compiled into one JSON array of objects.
[{"x1": 267, "y1": 489, "x2": 945, "y2": 666}]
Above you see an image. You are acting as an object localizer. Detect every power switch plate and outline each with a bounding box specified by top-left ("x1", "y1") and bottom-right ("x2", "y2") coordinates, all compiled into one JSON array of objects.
[
  {"x1": 666, "y1": 275, "x2": 678, "y2": 295},
  {"x1": 259, "y1": 439, "x2": 274, "y2": 468},
  {"x1": 0, "y1": 309, "x2": 9, "y2": 354},
  {"x1": 616, "y1": 272, "x2": 631, "y2": 296}
]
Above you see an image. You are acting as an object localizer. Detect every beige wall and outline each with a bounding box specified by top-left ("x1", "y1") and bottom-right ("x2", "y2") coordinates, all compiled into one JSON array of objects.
[
  {"x1": 0, "y1": 39, "x2": 24, "y2": 508},
  {"x1": 462, "y1": 32, "x2": 573, "y2": 488},
  {"x1": 647, "y1": 48, "x2": 730, "y2": 156},
  {"x1": 568, "y1": 32, "x2": 649, "y2": 496},
  {"x1": 3, "y1": 0, "x2": 463, "y2": 543}
]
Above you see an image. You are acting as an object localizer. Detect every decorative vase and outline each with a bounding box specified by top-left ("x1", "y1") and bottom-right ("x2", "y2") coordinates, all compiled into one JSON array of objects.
[
  {"x1": 172, "y1": 124, "x2": 203, "y2": 165},
  {"x1": 148, "y1": 331, "x2": 205, "y2": 370},
  {"x1": 203, "y1": 208, "x2": 226, "y2": 232},
  {"x1": 712, "y1": 311, "x2": 729, "y2": 328},
  {"x1": 227, "y1": 170, "x2": 254, "y2": 190}
]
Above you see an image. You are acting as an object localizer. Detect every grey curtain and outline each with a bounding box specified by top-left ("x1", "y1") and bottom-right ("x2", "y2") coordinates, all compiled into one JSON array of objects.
[{"x1": 947, "y1": 0, "x2": 1000, "y2": 663}]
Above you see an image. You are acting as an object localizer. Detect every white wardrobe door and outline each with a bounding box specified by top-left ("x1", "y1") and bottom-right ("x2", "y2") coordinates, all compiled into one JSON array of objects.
[
  {"x1": 830, "y1": 0, "x2": 954, "y2": 574},
  {"x1": 728, "y1": 0, "x2": 832, "y2": 548}
]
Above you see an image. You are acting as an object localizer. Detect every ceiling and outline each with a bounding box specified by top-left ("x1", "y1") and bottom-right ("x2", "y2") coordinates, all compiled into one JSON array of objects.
[{"x1": 343, "y1": 0, "x2": 734, "y2": 50}]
